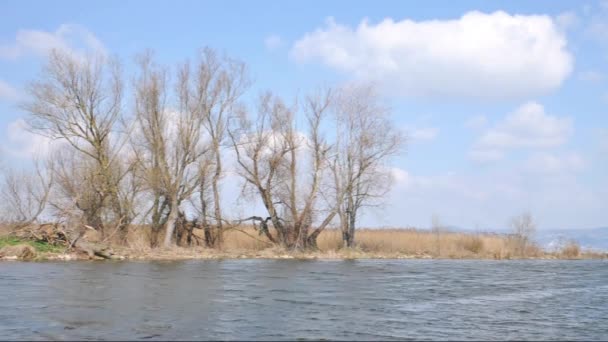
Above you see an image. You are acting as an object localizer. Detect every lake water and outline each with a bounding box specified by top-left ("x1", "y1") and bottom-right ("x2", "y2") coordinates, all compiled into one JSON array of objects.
[{"x1": 1, "y1": 260, "x2": 607, "y2": 341}]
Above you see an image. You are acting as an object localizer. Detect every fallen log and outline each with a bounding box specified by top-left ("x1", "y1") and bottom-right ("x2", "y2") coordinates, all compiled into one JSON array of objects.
[{"x1": 72, "y1": 240, "x2": 123, "y2": 260}]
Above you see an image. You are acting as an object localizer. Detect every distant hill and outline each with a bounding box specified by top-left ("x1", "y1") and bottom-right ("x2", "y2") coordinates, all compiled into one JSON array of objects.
[
  {"x1": 441, "y1": 226, "x2": 608, "y2": 252},
  {"x1": 535, "y1": 227, "x2": 608, "y2": 252}
]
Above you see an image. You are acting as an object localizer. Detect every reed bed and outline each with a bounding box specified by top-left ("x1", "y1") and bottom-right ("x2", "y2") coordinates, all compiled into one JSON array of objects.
[
  {"x1": 123, "y1": 225, "x2": 547, "y2": 259},
  {"x1": 2, "y1": 223, "x2": 605, "y2": 260}
]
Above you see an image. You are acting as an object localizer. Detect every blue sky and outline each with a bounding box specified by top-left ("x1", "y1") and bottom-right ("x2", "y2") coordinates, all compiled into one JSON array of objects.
[{"x1": 0, "y1": 0, "x2": 607, "y2": 231}]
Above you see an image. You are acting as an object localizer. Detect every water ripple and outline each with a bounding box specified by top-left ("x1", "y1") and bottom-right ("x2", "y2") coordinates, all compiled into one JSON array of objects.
[{"x1": 0, "y1": 260, "x2": 606, "y2": 340}]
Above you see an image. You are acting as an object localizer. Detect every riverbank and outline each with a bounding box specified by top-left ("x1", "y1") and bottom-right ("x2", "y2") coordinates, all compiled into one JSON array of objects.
[
  {"x1": 1, "y1": 227, "x2": 606, "y2": 261},
  {"x1": 2, "y1": 242, "x2": 606, "y2": 262}
]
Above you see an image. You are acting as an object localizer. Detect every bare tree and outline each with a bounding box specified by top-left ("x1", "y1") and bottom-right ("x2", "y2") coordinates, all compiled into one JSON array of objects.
[
  {"x1": 431, "y1": 214, "x2": 443, "y2": 257},
  {"x1": 509, "y1": 211, "x2": 537, "y2": 256},
  {"x1": 229, "y1": 89, "x2": 338, "y2": 249},
  {"x1": 0, "y1": 158, "x2": 53, "y2": 228},
  {"x1": 21, "y1": 49, "x2": 133, "y2": 239},
  {"x1": 331, "y1": 84, "x2": 403, "y2": 248},
  {"x1": 132, "y1": 50, "x2": 228, "y2": 248},
  {"x1": 194, "y1": 153, "x2": 215, "y2": 246},
  {"x1": 131, "y1": 51, "x2": 172, "y2": 246},
  {"x1": 189, "y1": 48, "x2": 250, "y2": 247},
  {"x1": 47, "y1": 147, "x2": 102, "y2": 230}
]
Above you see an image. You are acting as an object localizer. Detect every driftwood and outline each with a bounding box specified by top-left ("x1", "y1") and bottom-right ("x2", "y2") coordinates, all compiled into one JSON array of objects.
[
  {"x1": 13, "y1": 223, "x2": 70, "y2": 246},
  {"x1": 10, "y1": 223, "x2": 124, "y2": 260},
  {"x1": 72, "y1": 240, "x2": 121, "y2": 260}
]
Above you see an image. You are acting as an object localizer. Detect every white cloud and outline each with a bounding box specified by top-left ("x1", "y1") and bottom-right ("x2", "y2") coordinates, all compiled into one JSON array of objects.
[
  {"x1": 470, "y1": 102, "x2": 573, "y2": 162},
  {"x1": 4, "y1": 119, "x2": 62, "y2": 159},
  {"x1": 292, "y1": 11, "x2": 573, "y2": 99},
  {"x1": 0, "y1": 24, "x2": 105, "y2": 60},
  {"x1": 390, "y1": 167, "x2": 411, "y2": 188},
  {"x1": 375, "y1": 160, "x2": 604, "y2": 230},
  {"x1": 264, "y1": 34, "x2": 283, "y2": 50},
  {"x1": 524, "y1": 152, "x2": 587, "y2": 175},
  {"x1": 0, "y1": 80, "x2": 18, "y2": 101},
  {"x1": 409, "y1": 127, "x2": 439, "y2": 143}
]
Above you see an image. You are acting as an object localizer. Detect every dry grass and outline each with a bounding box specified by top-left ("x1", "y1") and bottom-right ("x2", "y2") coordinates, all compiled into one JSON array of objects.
[
  {"x1": 120, "y1": 226, "x2": 555, "y2": 259},
  {"x1": 559, "y1": 240, "x2": 581, "y2": 259},
  {"x1": 2, "y1": 222, "x2": 606, "y2": 260},
  {"x1": 327, "y1": 228, "x2": 525, "y2": 259}
]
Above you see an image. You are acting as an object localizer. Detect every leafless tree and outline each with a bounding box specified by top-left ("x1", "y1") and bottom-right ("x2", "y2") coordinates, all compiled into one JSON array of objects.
[
  {"x1": 229, "y1": 89, "x2": 338, "y2": 249},
  {"x1": 0, "y1": 157, "x2": 53, "y2": 228},
  {"x1": 21, "y1": 49, "x2": 134, "y2": 240},
  {"x1": 431, "y1": 214, "x2": 443, "y2": 256},
  {"x1": 509, "y1": 211, "x2": 537, "y2": 256},
  {"x1": 16, "y1": 47, "x2": 406, "y2": 253},
  {"x1": 188, "y1": 48, "x2": 250, "y2": 247},
  {"x1": 131, "y1": 51, "x2": 171, "y2": 246},
  {"x1": 132, "y1": 51, "x2": 210, "y2": 247},
  {"x1": 331, "y1": 84, "x2": 403, "y2": 248}
]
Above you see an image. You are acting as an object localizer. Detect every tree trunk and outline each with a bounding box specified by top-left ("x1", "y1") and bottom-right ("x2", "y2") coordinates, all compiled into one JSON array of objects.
[
  {"x1": 211, "y1": 145, "x2": 223, "y2": 247},
  {"x1": 150, "y1": 196, "x2": 163, "y2": 247},
  {"x1": 342, "y1": 230, "x2": 350, "y2": 249},
  {"x1": 151, "y1": 227, "x2": 160, "y2": 247},
  {"x1": 204, "y1": 224, "x2": 214, "y2": 247},
  {"x1": 342, "y1": 202, "x2": 357, "y2": 248},
  {"x1": 305, "y1": 233, "x2": 319, "y2": 250},
  {"x1": 346, "y1": 211, "x2": 356, "y2": 248},
  {"x1": 163, "y1": 197, "x2": 179, "y2": 248}
]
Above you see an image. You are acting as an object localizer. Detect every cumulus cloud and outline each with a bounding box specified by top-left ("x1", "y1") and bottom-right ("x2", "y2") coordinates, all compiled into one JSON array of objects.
[
  {"x1": 3, "y1": 119, "x2": 62, "y2": 159},
  {"x1": 524, "y1": 152, "x2": 587, "y2": 175},
  {"x1": 0, "y1": 80, "x2": 18, "y2": 101},
  {"x1": 0, "y1": 24, "x2": 105, "y2": 60},
  {"x1": 390, "y1": 167, "x2": 411, "y2": 188},
  {"x1": 264, "y1": 34, "x2": 283, "y2": 50},
  {"x1": 470, "y1": 102, "x2": 573, "y2": 162},
  {"x1": 376, "y1": 157, "x2": 602, "y2": 230},
  {"x1": 291, "y1": 11, "x2": 573, "y2": 99}
]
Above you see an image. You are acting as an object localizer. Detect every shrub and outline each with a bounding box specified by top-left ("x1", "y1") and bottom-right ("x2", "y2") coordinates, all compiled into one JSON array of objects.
[
  {"x1": 459, "y1": 235, "x2": 484, "y2": 254},
  {"x1": 560, "y1": 240, "x2": 580, "y2": 259}
]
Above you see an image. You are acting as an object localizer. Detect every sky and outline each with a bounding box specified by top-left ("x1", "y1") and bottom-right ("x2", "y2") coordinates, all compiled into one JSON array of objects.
[{"x1": 0, "y1": 0, "x2": 607, "y2": 231}]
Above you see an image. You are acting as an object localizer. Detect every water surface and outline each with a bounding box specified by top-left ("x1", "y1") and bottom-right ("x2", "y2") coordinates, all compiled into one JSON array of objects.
[{"x1": 1, "y1": 260, "x2": 607, "y2": 340}]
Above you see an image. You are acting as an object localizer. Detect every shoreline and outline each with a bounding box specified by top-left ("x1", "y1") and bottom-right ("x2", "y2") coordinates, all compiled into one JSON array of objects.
[
  {"x1": 2, "y1": 228, "x2": 606, "y2": 262},
  {"x1": 2, "y1": 247, "x2": 606, "y2": 262}
]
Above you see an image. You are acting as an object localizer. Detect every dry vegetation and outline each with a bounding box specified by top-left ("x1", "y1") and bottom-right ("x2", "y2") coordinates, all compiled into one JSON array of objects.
[
  {"x1": 118, "y1": 227, "x2": 608, "y2": 260},
  {"x1": 1, "y1": 223, "x2": 605, "y2": 260}
]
